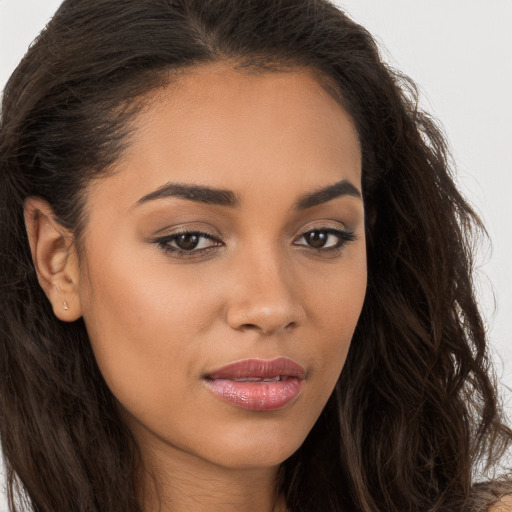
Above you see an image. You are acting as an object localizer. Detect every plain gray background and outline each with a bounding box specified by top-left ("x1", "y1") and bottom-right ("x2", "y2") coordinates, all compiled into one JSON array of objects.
[{"x1": 1, "y1": 0, "x2": 511, "y2": 509}]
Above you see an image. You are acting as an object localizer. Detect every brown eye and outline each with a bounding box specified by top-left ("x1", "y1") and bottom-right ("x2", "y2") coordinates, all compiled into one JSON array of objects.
[
  {"x1": 304, "y1": 231, "x2": 329, "y2": 248},
  {"x1": 175, "y1": 234, "x2": 200, "y2": 251}
]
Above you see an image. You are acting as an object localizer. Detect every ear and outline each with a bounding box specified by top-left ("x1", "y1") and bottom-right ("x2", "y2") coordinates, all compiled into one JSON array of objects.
[{"x1": 24, "y1": 197, "x2": 83, "y2": 322}]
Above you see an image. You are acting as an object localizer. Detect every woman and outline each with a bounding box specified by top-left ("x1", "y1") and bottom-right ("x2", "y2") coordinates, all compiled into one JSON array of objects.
[{"x1": 0, "y1": 0, "x2": 510, "y2": 511}]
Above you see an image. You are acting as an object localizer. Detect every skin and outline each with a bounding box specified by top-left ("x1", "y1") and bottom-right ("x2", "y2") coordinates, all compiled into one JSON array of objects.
[
  {"x1": 25, "y1": 63, "x2": 367, "y2": 512},
  {"x1": 491, "y1": 496, "x2": 512, "y2": 512}
]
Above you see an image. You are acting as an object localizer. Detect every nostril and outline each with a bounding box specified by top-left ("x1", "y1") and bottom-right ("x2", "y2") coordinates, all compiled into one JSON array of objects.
[
  {"x1": 238, "y1": 320, "x2": 297, "y2": 335},
  {"x1": 240, "y1": 323, "x2": 258, "y2": 331}
]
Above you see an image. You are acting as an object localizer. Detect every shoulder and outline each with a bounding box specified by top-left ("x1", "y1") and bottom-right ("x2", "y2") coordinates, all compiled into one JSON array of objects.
[{"x1": 489, "y1": 495, "x2": 512, "y2": 512}]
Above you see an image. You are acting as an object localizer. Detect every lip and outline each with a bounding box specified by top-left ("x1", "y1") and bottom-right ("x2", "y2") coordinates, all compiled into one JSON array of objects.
[{"x1": 203, "y1": 357, "x2": 306, "y2": 411}]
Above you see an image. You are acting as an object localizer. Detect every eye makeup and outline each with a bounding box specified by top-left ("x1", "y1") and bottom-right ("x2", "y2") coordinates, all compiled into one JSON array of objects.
[{"x1": 153, "y1": 224, "x2": 356, "y2": 260}]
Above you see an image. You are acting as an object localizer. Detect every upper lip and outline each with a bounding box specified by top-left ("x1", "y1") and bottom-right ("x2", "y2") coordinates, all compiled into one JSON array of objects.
[{"x1": 205, "y1": 357, "x2": 306, "y2": 380}]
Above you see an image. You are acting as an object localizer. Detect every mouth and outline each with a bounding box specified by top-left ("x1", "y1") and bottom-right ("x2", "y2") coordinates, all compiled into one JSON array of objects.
[{"x1": 203, "y1": 357, "x2": 306, "y2": 411}]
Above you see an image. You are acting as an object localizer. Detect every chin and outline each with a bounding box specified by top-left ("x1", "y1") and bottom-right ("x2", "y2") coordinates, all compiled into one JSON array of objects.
[{"x1": 198, "y1": 422, "x2": 309, "y2": 470}]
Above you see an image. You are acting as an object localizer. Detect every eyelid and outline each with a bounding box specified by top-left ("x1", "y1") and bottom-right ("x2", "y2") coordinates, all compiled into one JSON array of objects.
[
  {"x1": 152, "y1": 222, "x2": 221, "y2": 238},
  {"x1": 295, "y1": 226, "x2": 350, "y2": 238},
  {"x1": 293, "y1": 220, "x2": 351, "y2": 240},
  {"x1": 299, "y1": 220, "x2": 348, "y2": 233}
]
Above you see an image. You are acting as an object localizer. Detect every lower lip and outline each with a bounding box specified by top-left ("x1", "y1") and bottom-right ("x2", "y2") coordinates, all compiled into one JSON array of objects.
[{"x1": 203, "y1": 378, "x2": 304, "y2": 411}]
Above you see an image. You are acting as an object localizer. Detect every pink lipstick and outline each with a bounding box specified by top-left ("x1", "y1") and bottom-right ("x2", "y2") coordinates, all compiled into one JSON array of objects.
[{"x1": 203, "y1": 357, "x2": 306, "y2": 411}]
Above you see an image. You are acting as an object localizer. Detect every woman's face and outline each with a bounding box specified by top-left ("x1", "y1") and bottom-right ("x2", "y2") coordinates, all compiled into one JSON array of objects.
[{"x1": 75, "y1": 63, "x2": 367, "y2": 470}]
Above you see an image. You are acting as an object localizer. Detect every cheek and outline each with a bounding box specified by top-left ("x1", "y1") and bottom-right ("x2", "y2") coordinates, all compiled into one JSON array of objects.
[
  {"x1": 77, "y1": 243, "x2": 220, "y2": 411},
  {"x1": 309, "y1": 250, "x2": 367, "y2": 380},
  {"x1": 311, "y1": 245, "x2": 367, "y2": 324}
]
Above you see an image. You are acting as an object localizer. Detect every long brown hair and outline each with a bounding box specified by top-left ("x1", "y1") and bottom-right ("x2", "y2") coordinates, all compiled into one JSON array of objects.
[{"x1": 0, "y1": 1, "x2": 510, "y2": 510}]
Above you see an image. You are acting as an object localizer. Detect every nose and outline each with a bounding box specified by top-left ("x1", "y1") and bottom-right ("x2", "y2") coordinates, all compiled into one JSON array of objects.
[{"x1": 225, "y1": 249, "x2": 306, "y2": 336}]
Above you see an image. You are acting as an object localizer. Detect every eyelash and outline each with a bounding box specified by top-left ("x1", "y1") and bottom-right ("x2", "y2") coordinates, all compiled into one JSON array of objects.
[{"x1": 154, "y1": 227, "x2": 356, "y2": 259}]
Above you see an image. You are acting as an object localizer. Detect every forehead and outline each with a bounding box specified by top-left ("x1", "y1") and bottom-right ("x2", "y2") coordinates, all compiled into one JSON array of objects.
[{"x1": 86, "y1": 63, "x2": 362, "y2": 212}]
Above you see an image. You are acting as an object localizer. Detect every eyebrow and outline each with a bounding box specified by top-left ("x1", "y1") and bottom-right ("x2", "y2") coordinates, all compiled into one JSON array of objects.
[
  {"x1": 134, "y1": 182, "x2": 240, "y2": 208},
  {"x1": 133, "y1": 179, "x2": 361, "y2": 210},
  {"x1": 295, "y1": 179, "x2": 361, "y2": 209}
]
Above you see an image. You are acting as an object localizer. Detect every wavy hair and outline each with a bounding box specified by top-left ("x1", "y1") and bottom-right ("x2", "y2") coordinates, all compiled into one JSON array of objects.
[{"x1": 0, "y1": 0, "x2": 510, "y2": 511}]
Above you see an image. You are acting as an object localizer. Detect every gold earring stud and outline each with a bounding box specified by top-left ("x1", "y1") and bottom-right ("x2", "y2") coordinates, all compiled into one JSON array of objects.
[{"x1": 63, "y1": 301, "x2": 70, "y2": 311}]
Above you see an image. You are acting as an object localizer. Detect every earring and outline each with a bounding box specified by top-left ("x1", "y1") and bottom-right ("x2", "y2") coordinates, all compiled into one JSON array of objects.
[{"x1": 63, "y1": 301, "x2": 70, "y2": 311}]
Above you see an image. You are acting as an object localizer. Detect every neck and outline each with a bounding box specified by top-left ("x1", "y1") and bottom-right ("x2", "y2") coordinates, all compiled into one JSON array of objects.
[{"x1": 135, "y1": 434, "x2": 288, "y2": 512}]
